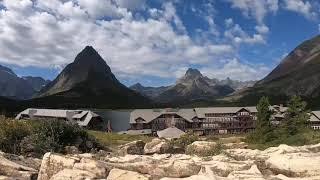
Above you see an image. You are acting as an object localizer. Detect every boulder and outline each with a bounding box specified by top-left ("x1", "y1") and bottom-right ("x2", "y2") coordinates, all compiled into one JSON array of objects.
[
  {"x1": 105, "y1": 154, "x2": 201, "y2": 178},
  {"x1": 227, "y1": 165, "x2": 264, "y2": 179},
  {"x1": 0, "y1": 153, "x2": 38, "y2": 179},
  {"x1": 107, "y1": 168, "x2": 150, "y2": 180},
  {"x1": 64, "y1": 146, "x2": 80, "y2": 155},
  {"x1": 2, "y1": 153, "x2": 41, "y2": 171},
  {"x1": 118, "y1": 140, "x2": 145, "y2": 156},
  {"x1": 266, "y1": 152, "x2": 320, "y2": 177},
  {"x1": 37, "y1": 153, "x2": 80, "y2": 180},
  {"x1": 50, "y1": 169, "x2": 96, "y2": 180},
  {"x1": 186, "y1": 141, "x2": 217, "y2": 156},
  {"x1": 224, "y1": 142, "x2": 248, "y2": 149},
  {"x1": 164, "y1": 159, "x2": 201, "y2": 178},
  {"x1": 207, "y1": 161, "x2": 252, "y2": 177},
  {"x1": 73, "y1": 158, "x2": 111, "y2": 178},
  {"x1": 160, "y1": 175, "x2": 217, "y2": 180},
  {"x1": 144, "y1": 138, "x2": 172, "y2": 154}
]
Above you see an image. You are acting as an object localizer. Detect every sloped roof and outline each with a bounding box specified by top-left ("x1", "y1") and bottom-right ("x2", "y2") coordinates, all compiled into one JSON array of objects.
[
  {"x1": 130, "y1": 108, "x2": 197, "y2": 124},
  {"x1": 310, "y1": 111, "x2": 320, "y2": 122},
  {"x1": 270, "y1": 105, "x2": 288, "y2": 113},
  {"x1": 195, "y1": 106, "x2": 257, "y2": 118},
  {"x1": 16, "y1": 108, "x2": 79, "y2": 119},
  {"x1": 15, "y1": 108, "x2": 101, "y2": 127},
  {"x1": 157, "y1": 127, "x2": 186, "y2": 138}
]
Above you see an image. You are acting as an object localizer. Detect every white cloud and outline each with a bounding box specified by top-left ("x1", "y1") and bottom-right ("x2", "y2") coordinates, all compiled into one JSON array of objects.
[
  {"x1": 225, "y1": 18, "x2": 234, "y2": 27},
  {"x1": 224, "y1": 24, "x2": 266, "y2": 45},
  {"x1": 201, "y1": 58, "x2": 271, "y2": 81},
  {"x1": 226, "y1": 0, "x2": 279, "y2": 24},
  {"x1": 282, "y1": 0, "x2": 317, "y2": 20},
  {"x1": 0, "y1": 0, "x2": 236, "y2": 80},
  {"x1": 115, "y1": 0, "x2": 146, "y2": 10},
  {"x1": 255, "y1": 24, "x2": 269, "y2": 34}
]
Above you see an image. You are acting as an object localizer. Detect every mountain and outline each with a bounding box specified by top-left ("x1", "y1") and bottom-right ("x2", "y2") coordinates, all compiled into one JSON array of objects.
[
  {"x1": 218, "y1": 77, "x2": 256, "y2": 90},
  {"x1": 0, "y1": 65, "x2": 49, "y2": 99},
  {"x1": 130, "y1": 68, "x2": 236, "y2": 104},
  {"x1": 22, "y1": 76, "x2": 50, "y2": 92},
  {"x1": 131, "y1": 68, "x2": 256, "y2": 104},
  {"x1": 240, "y1": 35, "x2": 320, "y2": 106},
  {"x1": 35, "y1": 46, "x2": 151, "y2": 108},
  {"x1": 130, "y1": 83, "x2": 169, "y2": 98},
  {"x1": 154, "y1": 68, "x2": 234, "y2": 103}
]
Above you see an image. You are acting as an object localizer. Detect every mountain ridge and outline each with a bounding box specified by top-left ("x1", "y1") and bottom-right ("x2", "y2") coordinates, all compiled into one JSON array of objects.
[
  {"x1": 35, "y1": 46, "x2": 151, "y2": 108},
  {"x1": 0, "y1": 65, "x2": 50, "y2": 99},
  {"x1": 131, "y1": 68, "x2": 256, "y2": 104}
]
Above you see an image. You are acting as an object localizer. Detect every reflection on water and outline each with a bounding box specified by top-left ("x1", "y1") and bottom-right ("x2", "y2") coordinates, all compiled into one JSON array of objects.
[{"x1": 92, "y1": 109, "x2": 132, "y2": 132}]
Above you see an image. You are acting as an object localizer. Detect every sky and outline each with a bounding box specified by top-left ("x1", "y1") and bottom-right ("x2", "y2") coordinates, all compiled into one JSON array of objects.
[{"x1": 0, "y1": 0, "x2": 319, "y2": 87}]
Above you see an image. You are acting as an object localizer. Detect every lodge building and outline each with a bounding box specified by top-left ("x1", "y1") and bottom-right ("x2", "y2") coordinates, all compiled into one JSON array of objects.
[{"x1": 129, "y1": 107, "x2": 263, "y2": 135}]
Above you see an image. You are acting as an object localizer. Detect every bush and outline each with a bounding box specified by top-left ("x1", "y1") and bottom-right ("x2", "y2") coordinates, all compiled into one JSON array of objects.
[
  {"x1": 0, "y1": 119, "x2": 32, "y2": 154},
  {"x1": 0, "y1": 118, "x2": 100, "y2": 157},
  {"x1": 169, "y1": 132, "x2": 198, "y2": 149},
  {"x1": 21, "y1": 120, "x2": 100, "y2": 157}
]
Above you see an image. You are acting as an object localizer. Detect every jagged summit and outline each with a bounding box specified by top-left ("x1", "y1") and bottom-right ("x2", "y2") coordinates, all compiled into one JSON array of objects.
[
  {"x1": 185, "y1": 68, "x2": 202, "y2": 78},
  {"x1": 36, "y1": 45, "x2": 150, "y2": 108}
]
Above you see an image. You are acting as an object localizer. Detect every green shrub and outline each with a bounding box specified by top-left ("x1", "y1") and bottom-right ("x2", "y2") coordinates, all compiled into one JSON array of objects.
[
  {"x1": 0, "y1": 119, "x2": 32, "y2": 154},
  {"x1": 0, "y1": 118, "x2": 100, "y2": 157},
  {"x1": 21, "y1": 120, "x2": 100, "y2": 157},
  {"x1": 169, "y1": 132, "x2": 198, "y2": 149}
]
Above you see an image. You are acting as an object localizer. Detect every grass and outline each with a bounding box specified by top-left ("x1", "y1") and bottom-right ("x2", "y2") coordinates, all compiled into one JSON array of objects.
[
  {"x1": 205, "y1": 134, "x2": 246, "y2": 144},
  {"x1": 246, "y1": 130, "x2": 320, "y2": 150},
  {"x1": 87, "y1": 130, "x2": 153, "y2": 149}
]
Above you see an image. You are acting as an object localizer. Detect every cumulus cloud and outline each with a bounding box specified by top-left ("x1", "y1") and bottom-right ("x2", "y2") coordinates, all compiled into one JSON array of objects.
[
  {"x1": 201, "y1": 58, "x2": 271, "y2": 81},
  {"x1": 255, "y1": 24, "x2": 269, "y2": 34},
  {"x1": 0, "y1": 0, "x2": 237, "y2": 81},
  {"x1": 282, "y1": 0, "x2": 317, "y2": 20},
  {"x1": 226, "y1": 0, "x2": 279, "y2": 24},
  {"x1": 224, "y1": 23, "x2": 266, "y2": 45}
]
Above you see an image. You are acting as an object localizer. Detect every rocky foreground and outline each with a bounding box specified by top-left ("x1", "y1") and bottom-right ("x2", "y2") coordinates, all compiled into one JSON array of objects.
[{"x1": 2, "y1": 139, "x2": 320, "y2": 180}]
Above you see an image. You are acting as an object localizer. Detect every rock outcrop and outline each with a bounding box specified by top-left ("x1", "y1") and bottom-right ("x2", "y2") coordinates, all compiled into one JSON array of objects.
[
  {"x1": 118, "y1": 140, "x2": 146, "y2": 156},
  {"x1": 0, "y1": 151, "x2": 39, "y2": 179},
  {"x1": 3, "y1": 141, "x2": 320, "y2": 179}
]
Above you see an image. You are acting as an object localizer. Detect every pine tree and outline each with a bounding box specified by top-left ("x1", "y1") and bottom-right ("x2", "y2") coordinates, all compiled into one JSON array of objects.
[
  {"x1": 252, "y1": 96, "x2": 273, "y2": 143},
  {"x1": 284, "y1": 96, "x2": 310, "y2": 136}
]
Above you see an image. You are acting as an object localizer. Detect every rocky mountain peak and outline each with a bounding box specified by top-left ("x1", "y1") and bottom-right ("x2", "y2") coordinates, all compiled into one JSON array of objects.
[
  {"x1": 185, "y1": 68, "x2": 202, "y2": 78},
  {"x1": 73, "y1": 46, "x2": 110, "y2": 71},
  {"x1": 131, "y1": 83, "x2": 144, "y2": 89}
]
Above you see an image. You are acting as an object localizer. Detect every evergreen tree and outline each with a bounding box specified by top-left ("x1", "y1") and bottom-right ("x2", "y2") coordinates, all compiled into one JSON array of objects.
[
  {"x1": 252, "y1": 96, "x2": 273, "y2": 143},
  {"x1": 284, "y1": 96, "x2": 310, "y2": 136}
]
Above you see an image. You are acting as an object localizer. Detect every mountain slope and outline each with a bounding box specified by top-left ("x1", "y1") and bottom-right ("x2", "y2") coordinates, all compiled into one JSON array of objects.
[
  {"x1": 22, "y1": 76, "x2": 50, "y2": 92},
  {"x1": 255, "y1": 35, "x2": 320, "y2": 97},
  {"x1": 35, "y1": 46, "x2": 151, "y2": 108},
  {"x1": 239, "y1": 35, "x2": 320, "y2": 106},
  {"x1": 0, "y1": 65, "x2": 49, "y2": 99}
]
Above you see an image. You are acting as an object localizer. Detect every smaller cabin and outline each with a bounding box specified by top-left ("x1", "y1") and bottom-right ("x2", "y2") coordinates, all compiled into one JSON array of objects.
[
  {"x1": 309, "y1": 111, "x2": 320, "y2": 130},
  {"x1": 16, "y1": 108, "x2": 104, "y2": 131}
]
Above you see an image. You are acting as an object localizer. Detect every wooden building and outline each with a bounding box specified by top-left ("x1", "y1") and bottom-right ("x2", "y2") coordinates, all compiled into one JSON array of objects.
[
  {"x1": 129, "y1": 107, "x2": 258, "y2": 135},
  {"x1": 309, "y1": 111, "x2": 320, "y2": 130},
  {"x1": 16, "y1": 108, "x2": 104, "y2": 130}
]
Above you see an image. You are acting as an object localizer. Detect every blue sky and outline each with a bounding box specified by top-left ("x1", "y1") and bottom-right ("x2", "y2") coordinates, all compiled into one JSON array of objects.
[{"x1": 0, "y1": 0, "x2": 319, "y2": 87}]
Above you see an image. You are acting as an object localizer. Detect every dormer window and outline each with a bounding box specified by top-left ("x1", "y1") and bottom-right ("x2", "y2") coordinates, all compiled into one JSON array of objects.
[{"x1": 135, "y1": 117, "x2": 145, "y2": 123}]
